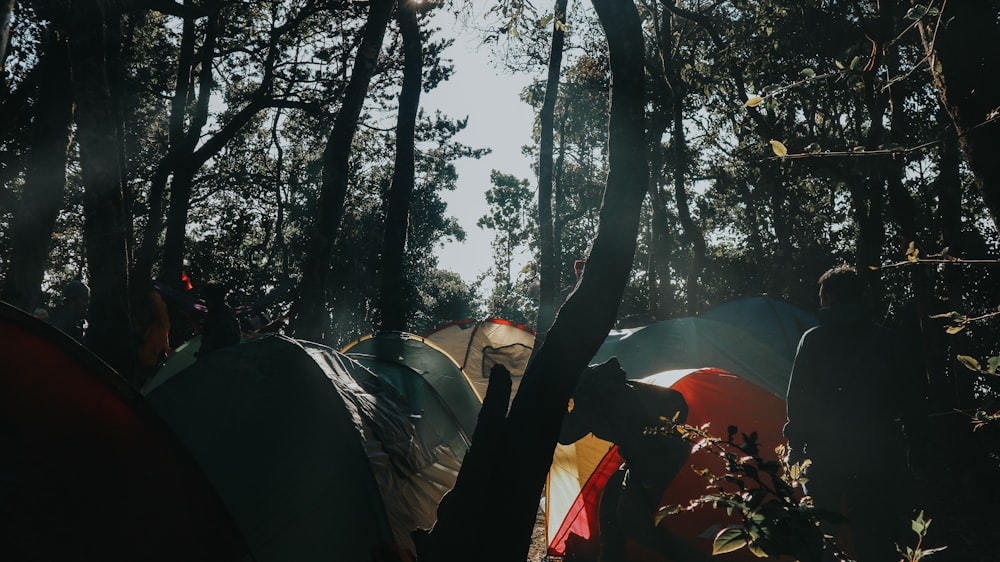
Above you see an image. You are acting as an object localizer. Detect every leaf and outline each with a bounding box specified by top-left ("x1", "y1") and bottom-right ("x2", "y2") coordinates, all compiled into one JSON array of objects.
[
  {"x1": 799, "y1": 67, "x2": 816, "y2": 78},
  {"x1": 957, "y1": 355, "x2": 982, "y2": 371},
  {"x1": 868, "y1": 265, "x2": 880, "y2": 270},
  {"x1": 747, "y1": 541, "x2": 769, "y2": 558},
  {"x1": 988, "y1": 356, "x2": 1000, "y2": 375},
  {"x1": 713, "y1": 526, "x2": 749, "y2": 555},
  {"x1": 805, "y1": 142, "x2": 821, "y2": 153},
  {"x1": 849, "y1": 55, "x2": 861, "y2": 70},
  {"x1": 946, "y1": 325, "x2": 966, "y2": 335},
  {"x1": 769, "y1": 139, "x2": 788, "y2": 157},
  {"x1": 653, "y1": 504, "x2": 682, "y2": 526},
  {"x1": 834, "y1": 59, "x2": 846, "y2": 70},
  {"x1": 906, "y1": 241, "x2": 919, "y2": 261},
  {"x1": 744, "y1": 95, "x2": 764, "y2": 107},
  {"x1": 905, "y1": 5, "x2": 929, "y2": 20}
]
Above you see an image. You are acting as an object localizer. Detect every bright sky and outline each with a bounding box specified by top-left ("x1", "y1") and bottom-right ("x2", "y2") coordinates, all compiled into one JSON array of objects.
[{"x1": 422, "y1": 6, "x2": 538, "y2": 286}]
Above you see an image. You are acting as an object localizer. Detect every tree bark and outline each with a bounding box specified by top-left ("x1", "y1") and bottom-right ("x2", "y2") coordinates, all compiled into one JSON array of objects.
[
  {"x1": 1, "y1": 28, "x2": 73, "y2": 311},
  {"x1": 416, "y1": 0, "x2": 648, "y2": 558},
  {"x1": 66, "y1": 0, "x2": 135, "y2": 380},
  {"x1": 535, "y1": 0, "x2": 568, "y2": 339},
  {"x1": 292, "y1": 0, "x2": 396, "y2": 342},
  {"x1": 924, "y1": 1, "x2": 1000, "y2": 232},
  {"x1": 0, "y1": 0, "x2": 13, "y2": 68},
  {"x1": 377, "y1": 0, "x2": 421, "y2": 332}
]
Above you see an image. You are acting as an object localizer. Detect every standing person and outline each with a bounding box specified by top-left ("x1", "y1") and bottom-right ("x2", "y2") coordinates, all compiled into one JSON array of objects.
[
  {"x1": 48, "y1": 280, "x2": 90, "y2": 344},
  {"x1": 198, "y1": 281, "x2": 241, "y2": 356},
  {"x1": 783, "y1": 264, "x2": 925, "y2": 562}
]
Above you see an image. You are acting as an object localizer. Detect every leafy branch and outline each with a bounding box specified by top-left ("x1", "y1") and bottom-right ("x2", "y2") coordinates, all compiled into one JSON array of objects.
[
  {"x1": 899, "y1": 510, "x2": 947, "y2": 562},
  {"x1": 649, "y1": 421, "x2": 847, "y2": 561}
]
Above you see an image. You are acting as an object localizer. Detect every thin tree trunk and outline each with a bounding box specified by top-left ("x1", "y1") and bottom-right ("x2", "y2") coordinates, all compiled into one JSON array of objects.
[
  {"x1": 1, "y1": 28, "x2": 73, "y2": 311},
  {"x1": 377, "y1": 0, "x2": 421, "y2": 332},
  {"x1": 66, "y1": 0, "x2": 135, "y2": 380},
  {"x1": 417, "y1": 0, "x2": 648, "y2": 558},
  {"x1": 292, "y1": 0, "x2": 396, "y2": 342},
  {"x1": 535, "y1": 0, "x2": 568, "y2": 339},
  {"x1": 0, "y1": 0, "x2": 13, "y2": 68}
]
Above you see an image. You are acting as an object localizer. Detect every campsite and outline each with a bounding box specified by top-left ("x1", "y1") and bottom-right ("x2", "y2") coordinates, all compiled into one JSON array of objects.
[{"x1": 2, "y1": 1, "x2": 1000, "y2": 561}]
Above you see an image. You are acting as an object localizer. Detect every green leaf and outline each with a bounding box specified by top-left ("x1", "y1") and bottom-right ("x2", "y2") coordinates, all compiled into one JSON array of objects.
[
  {"x1": 747, "y1": 541, "x2": 769, "y2": 558},
  {"x1": 988, "y1": 356, "x2": 1000, "y2": 375},
  {"x1": 957, "y1": 355, "x2": 982, "y2": 372},
  {"x1": 834, "y1": 59, "x2": 846, "y2": 70},
  {"x1": 744, "y1": 95, "x2": 764, "y2": 108},
  {"x1": 800, "y1": 68, "x2": 816, "y2": 78},
  {"x1": 713, "y1": 526, "x2": 749, "y2": 555},
  {"x1": 539, "y1": 14, "x2": 553, "y2": 27},
  {"x1": 946, "y1": 325, "x2": 966, "y2": 335},
  {"x1": 905, "y1": 5, "x2": 929, "y2": 20},
  {"x1": 653, "y1": 504, "x2": 682, "y2": 526},
  {"x1": 849, "y1": 55, "x2": 861, "y2": 70}
]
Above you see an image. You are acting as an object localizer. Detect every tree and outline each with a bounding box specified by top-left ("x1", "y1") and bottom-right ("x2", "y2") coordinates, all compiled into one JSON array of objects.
[
  {"x1": 478, "y1": 170, "x2": 533, "y2": 320},
  {"x1": 377, "y1": 0, "x2": 422, "y2": 332},
  {"x1": 293, "y1": 0, "x2": 397, "y2": 342},
  {"x1": 0, "y1": 25, "x2": 72, "y2": 311},
  {"x1": 417, "y1": 0, "x2": 650, "y2": 557}
]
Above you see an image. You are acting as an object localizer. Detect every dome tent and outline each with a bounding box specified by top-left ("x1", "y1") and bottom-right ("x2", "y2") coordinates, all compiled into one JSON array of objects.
[
  {"x1": 0, "y1": 302, "x2": 249, "y2": 561},
  {"x1": 145, "y1": 333, "x2": 473, "y2": 561}
]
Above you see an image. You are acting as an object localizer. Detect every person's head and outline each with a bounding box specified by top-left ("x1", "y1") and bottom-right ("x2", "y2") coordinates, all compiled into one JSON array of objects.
[
  {"x1": 817, "y1": 264, "x2": 863, "y2": 307},
  {"x1": 203, "y1": 281, "x2": 228, "y2": 304},
  {"x1": 62, "y1": 280, "x2": 90, "y2": 316}
]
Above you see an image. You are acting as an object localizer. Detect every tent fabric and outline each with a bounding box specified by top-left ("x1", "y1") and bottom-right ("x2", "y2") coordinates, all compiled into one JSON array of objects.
[
  {"x1": 0, "y1": 301, "x2": 249, "y2": 562},
  {"x1": 700, "y1": 295, "x2": 817, "y2": 359},
  {"x1": 424, "y1": 317, "x2": 536, "y2": 401},
  {"x1": 547, "y1": 368, "x2": 790, "y2": 561},
  {"x1": 146, "y1": 334, "x2": 467, "y2": 561},
  {"x1": 342, "y1": 331, "x2": 482, "y2": 439},
  {"x1": 593, "y1": 317, "x2": 793, "y2": 398}
]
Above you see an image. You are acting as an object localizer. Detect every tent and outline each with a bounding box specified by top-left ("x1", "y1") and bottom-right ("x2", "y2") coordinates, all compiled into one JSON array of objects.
[
  {"x1": 341, "y1": 331, "x2": 482, "y2": 439},
  {"x1": 547, "y1": 296, "x2": 816, "y2": 560},
  {"x1": 0, "y1": 302, "x2": 250, "y2": 561},
  {"x1": 423, "y1": 317, "x2": 536, "y2": 401},
  {"x1": 547, "y1": 368, "x2": 790, "y2": 561},
  {"x1": 592, "y1": 298, "x2": 816, "y2": 398},
  {"x1": 145, "y1": 334, "x2": 473, "y2": 561}
]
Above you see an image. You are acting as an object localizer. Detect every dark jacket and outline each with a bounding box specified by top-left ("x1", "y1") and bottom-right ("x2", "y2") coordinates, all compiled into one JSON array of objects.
[{"x1": 784, "y1": 304, "x2": 924, "y2": 472}]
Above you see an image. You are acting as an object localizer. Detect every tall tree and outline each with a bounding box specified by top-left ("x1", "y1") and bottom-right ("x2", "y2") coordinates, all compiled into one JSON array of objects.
[
  {"x1": 1, "y1": 26, "x2": 73, "y2": 310},
  {"x1": 377, "y1": 0, "x2": 422, "y2": 332},
  {"x1": 417, "y1": 0, "x2": 649, "y2": 557},
  {"x1": 921, "y1": 1, "x2": 1000, "y2": 231},
  {"x1": 535, "y1": 0, "x2": 569, "y2": 338},
  {"x1": 65, "y1": 0, "x2": 135, "y2": 379},
  {"x1": 293, "y1": 0, "x2": 396, "y2": 342}
]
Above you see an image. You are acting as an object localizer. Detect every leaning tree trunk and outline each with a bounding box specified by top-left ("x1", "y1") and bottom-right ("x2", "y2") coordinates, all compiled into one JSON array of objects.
[
  {"x1": 535, "y1": 0, "x2": 569, "y2": 340},
  {"x1": 1, "y1": 27, "x2": 73, "y2": 311},
  {"x1": 292, "y1": 0, "x2": 396, "y2": 342},
  {"x1": 415, "y1": 0, "x2": 648, "y2": 559},
  {"x1": 923, "y1": 2, "x2": 1000, "y2": 232},
  {"x1": 0, "y1": 0, "x2": 12, "y2": 68},
  {"x1": 377, "y1": 0, "x2": 421, "y2": 332},
  {"x1": 66, "y1": 0, "x2": 135, "y2": 381}
]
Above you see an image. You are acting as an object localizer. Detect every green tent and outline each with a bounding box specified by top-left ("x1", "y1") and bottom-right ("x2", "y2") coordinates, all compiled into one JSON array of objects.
[
  {"x1": 146, "y1": 334, "x2": 472, "y2": 561},
  {"x1": 593, "y1": 296, "x2": 816, "y2": 398}
]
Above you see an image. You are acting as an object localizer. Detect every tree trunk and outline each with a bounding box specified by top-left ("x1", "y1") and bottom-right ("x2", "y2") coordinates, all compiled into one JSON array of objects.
[
  {"x1": 416, "y1": 0, "x2": 648, "y2": 558},
  {"x1": 925, "y1": 1, "x2": 1000, "y2": 232},
  {"x1": 66, "y1": 0, "x2": 135, "y2": 380},
  {"x1": 292, "y1": 0, "x2": 396, "y2": 342},
  {"x1": 535, "y1": 0, "x2": 568, "y2": 339},
  {"x1": 377, "y1": 0, "x2": 421, "y2": 332},
  {"x1": 0, "y1": 0, "x2": 13, "y2": 69},
  {"x1": 1, "y1": 28, "x2": 73, "y2": 311}
]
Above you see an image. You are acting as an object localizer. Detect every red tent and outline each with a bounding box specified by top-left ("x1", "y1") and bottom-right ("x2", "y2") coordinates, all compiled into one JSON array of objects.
[
  {"x1": 0, "y1": 302, "x2": 249, "y2": 561},
  {"x1": 548, "y1": 367, "x2": 789, "y2": 561}
]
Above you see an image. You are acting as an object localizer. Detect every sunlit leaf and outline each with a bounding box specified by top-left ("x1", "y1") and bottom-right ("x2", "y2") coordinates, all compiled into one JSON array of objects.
[
  {"x1": 713, "y1": 526, "x2": 749, "y2": 555},
  {"x1": 988, "y1": 356, "x2": 1000, "y2": 375},
  {"x1": 747, "y1": 541, "x2": 769, "y2": 558},
  {"x1": 834, "y1": 59, "x2": 845, "y2": 70},
  {"x1": 849, "y1": 55, "x2": 861, "y2": 70},
  {"x1": 906, "y1": 241, "x2": 919, "y2": 261},
  {"x1": 769, "y1": 139, "x2": 788, "y2": 157},
  {"x1": 957, "y1": 355, "x2": 981, "y2": 371},
  {"x1": 744, "y1": 95, "x2": 764, "y2": 107},
  {"x1": 799, "y1": 68, "x2": 815, "y2": 78},
  {"x1": 946, "y1": 325, "x2": 966, "y2": 335}
]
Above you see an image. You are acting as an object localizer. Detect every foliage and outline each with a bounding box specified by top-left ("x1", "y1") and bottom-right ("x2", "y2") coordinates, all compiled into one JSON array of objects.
[{"x1": 651, "y1": 421, "x2": 847, "y2": 561}]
